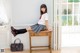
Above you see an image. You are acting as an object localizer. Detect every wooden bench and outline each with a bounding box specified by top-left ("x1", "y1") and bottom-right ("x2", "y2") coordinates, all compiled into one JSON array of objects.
[{"x1": 28, "y1": 30, "x2": 52, "y2": 53}]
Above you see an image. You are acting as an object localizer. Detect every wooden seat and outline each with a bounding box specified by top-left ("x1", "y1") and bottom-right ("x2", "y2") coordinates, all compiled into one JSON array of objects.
[{"x1": 28, "y1": 30, "x2": 52, "y2": 53}]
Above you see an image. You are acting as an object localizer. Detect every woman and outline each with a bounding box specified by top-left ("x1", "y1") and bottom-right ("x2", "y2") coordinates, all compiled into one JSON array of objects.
[{"x1": 11, "y1": 4, "x2": 51, "y2": 37}]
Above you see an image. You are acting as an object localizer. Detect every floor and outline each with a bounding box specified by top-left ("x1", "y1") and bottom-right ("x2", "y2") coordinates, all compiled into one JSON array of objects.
[{"x1": 4, "y1": 47, "x2": 80, "y2": 53}]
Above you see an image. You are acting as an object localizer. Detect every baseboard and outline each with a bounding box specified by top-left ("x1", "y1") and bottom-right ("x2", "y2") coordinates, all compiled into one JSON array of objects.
[
  {"x1": 5, "y1": 48, "x2": 54, "y2": 51},
  {"x1": 5, "y1": 48, "x2": 28, "y2": 51},
  {"x1": 12, "y1": 24, "x2": 33, "y2": 27}
]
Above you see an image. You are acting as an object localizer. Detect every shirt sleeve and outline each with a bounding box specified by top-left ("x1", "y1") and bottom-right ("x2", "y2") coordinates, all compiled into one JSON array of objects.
[{"x1": 45, "y1": 14, "x2": 48, "y2": 20}]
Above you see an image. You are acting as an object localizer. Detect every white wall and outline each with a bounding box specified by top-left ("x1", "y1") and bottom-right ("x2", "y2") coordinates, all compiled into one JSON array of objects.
[
  {"x1": 11, "y1": 0, "x2": 53, "y2": 26},
  {"x1": 10, "y1": 0, "x2": 53, "y2": 50}
]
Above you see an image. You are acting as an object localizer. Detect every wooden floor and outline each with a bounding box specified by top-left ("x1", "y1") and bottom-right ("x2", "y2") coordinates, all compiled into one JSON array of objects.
[{"x1": 4, "y1": 47, "x2": 80, "y2": 53}]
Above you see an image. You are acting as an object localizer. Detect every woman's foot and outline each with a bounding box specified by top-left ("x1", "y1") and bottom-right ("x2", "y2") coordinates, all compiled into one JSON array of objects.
[{"x1": 11, "y1": 26, "x2": 17, "y2": 37}]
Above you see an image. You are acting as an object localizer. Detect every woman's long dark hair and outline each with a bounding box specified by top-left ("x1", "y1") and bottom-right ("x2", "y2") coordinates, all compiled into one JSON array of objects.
[{"x1": 40, "y1": 4, "x2": 47, "y2": 19}]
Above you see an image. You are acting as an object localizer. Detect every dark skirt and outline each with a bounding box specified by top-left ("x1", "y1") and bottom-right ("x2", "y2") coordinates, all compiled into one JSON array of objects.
[{"x1": 30, "y1": 24, "x2": 47, "y2": 33}]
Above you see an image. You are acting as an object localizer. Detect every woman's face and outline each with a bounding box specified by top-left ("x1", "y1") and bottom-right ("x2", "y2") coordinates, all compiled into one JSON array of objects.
[{"x1": 41, "y1": 8, "x2": 46, "y2": 13}]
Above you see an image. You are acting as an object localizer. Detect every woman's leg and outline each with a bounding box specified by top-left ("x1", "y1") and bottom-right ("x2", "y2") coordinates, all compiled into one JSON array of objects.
[
  {"x1": 26, "y1": 26, "x2": 32, "y2": 31},
  {"x1": 11, "y1": 26, "x2": 27, "y2": 37}
]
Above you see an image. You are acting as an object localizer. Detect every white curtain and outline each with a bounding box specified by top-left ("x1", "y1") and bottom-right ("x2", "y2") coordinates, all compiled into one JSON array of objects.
[
  {"x1": 53, "y1": 0, "x2": 61, "y2": 50},
  {"x1": 0, "y1": 0, "x2": 11, "y2": 50},
  {"x1": 0, "y1": 0, "x2": 9, "y2": 25}
]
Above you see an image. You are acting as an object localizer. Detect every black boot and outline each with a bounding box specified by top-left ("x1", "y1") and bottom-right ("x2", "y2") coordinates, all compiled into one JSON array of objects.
[
  {"x1": 16, "y1": 29, "x2": 27, "y2": 34},
  {"x1": 11, "y1": 26, "x2": 27, "y2": 37},
  {"x1": 11, "y1": 26, "x2": 17, "y2": 37}
]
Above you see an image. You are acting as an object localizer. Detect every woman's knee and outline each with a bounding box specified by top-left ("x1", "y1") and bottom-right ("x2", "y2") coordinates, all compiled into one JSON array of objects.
[{"x1": 27, "y1": 26, "x2": 32, "y2": 30}]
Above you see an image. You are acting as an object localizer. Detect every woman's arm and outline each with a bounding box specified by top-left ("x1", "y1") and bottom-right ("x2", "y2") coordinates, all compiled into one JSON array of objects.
[
  {"x1": 45, "y1": 20, "x2": 49, "y2": 30},
  {"x1": 45, "y1": 20, "x2": 52, "y2": 31}
]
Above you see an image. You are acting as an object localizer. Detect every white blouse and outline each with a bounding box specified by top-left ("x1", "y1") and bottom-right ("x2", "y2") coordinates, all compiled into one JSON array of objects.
[{"x1": 38, "y1": 13, "x2": 48, "y2": 25}]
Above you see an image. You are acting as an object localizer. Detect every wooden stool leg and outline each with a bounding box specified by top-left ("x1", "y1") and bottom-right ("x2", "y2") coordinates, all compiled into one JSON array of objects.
[
  {"x1": 29, "y1": 35, "x2": 32, "y2": 53},
  {"x1": 48, "y1": 32, "x2": 52, "y2": 53}
]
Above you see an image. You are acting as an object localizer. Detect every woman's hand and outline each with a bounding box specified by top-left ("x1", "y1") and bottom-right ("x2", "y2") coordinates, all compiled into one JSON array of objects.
[
  {"x1": 45, "y1": 20, "x2": 52, "y2": 31},
  {"x1": 48, "y1": 27, "x2": 52, "y2": 31}
]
